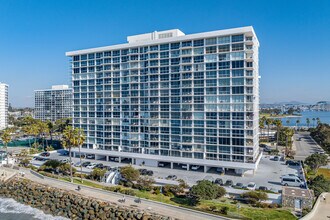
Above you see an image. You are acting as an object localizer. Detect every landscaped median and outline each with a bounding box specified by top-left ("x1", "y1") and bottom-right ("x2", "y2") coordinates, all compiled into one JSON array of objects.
[{"x1": 38, "y1": 170, "x2": 296, "y2": 220}]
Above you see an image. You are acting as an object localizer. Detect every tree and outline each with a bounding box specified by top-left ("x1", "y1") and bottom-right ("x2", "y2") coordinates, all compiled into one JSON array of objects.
[
  {"x1": 0, "y1": 128, "x2": 12, "y2": 164},
  {"x1": 312, "y1": 118, "x2": 316, "y2": 127},
  {"x1": 61, "y1": 126, "x2": 76, "y2": 183},
  {"x1": 286, "y1": 119, "x2": 290, "y2": 127},
  {"x1": 190, "y1": 180, "x2": 226, "y2": 200},
  {"x1": 265, "y1": 118, "x2": 273, "y2": 142},
  {"x1": 273, "y1": 119, "x2": 282, "y2": 150},
  {"x1": 241, "y1": 191, "x2": 268, "y2": 204},
  {"x1": 296, "y1": 119, "x2": 300, "y2": 130},
  {"x1": 120, "y1": 165, "x2": 140, "y2": 182},
  {"x1": 316, "y1": 117, "x2": 321, "y2": 125},
  {"x1": 75, "y1": 128, "x2": 85, "y2": 183},
  {"x1": 308, "y1": 175, "x2": 330, "y2": 197},
  {"x1": 259, "y1": 116, "x2": 266, "y2": 138},
  {"x1": 135, "y1": 176, "x2": 155, "y2": 191},
  {"x1": 305, "y1": 153, "x2": 328, "y2": 171},
  {"x1": 89, "y1": 168, "x2": 106, "y2": 181},
  {"x1": 306, "y1": 118, "x2": 310, "y2": 128}
]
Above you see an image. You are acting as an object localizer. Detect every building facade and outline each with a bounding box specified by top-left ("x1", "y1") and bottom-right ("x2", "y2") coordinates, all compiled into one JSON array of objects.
[
  {"x1": 66, "y1": 27, "x2": 261, "y2": 174},
  {"x1": 0, "y1": 83, "x2": 9, "y2": 130},
  {"x1": 34, "y1": 85, "x2": 72, "y2": 122}
]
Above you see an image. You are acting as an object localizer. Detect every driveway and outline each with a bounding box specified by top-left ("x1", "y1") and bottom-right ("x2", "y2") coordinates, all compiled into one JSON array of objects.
[{"x1": 294, "y1": 132, "x2": 325, "y2": 161}]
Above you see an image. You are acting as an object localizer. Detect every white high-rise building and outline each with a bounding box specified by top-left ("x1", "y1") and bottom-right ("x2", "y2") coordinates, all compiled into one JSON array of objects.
[
  {"x1": 66, "y1": 26, "x2": 261, "y2": 175},
  {"x1": 0, "y1": 83, "x2": 9, "y2": 130},
  {"x1": 34, "y1": 85, "x2": 72, "y2": 122}
]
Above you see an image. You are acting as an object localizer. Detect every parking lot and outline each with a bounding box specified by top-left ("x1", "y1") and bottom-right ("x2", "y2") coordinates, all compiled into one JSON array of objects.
[{"x1": 30, "y1": 150, "x2": 304, "y2": 192}]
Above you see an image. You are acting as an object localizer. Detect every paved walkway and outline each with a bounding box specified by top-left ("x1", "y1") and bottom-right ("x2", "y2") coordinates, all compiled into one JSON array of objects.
[
  {"x1": 294, "y1": 132, "x2": 324, "y2": 161},
  {"x1": 301, "y1": 192, "x2": 330, "y2": 220},
  {"x1": 4, "y1": 167, "x2": 227, "y2": 220}
]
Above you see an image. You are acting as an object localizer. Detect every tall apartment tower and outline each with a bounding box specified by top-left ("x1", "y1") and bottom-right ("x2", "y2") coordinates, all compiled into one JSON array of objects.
[
  {"x1": 66, "y1": 27, "x2": 261, "y2": 175},
  {"x1": 0, "y1": 83, "x2": 9, "y2": 130},
  {"x1": 34, "y1": 85, "x2": 72, "y2": 122}
]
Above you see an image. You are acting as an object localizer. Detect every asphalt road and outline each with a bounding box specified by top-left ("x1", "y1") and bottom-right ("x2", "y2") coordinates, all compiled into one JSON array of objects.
[{"x1": 294, "y1": 132, "x2": 325, "y2": 161}]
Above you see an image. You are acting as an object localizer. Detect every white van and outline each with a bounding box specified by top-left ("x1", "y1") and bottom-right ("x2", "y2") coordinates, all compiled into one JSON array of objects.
[{"x1": 281, "y1": 176, "x2": 304, "y2": 187}]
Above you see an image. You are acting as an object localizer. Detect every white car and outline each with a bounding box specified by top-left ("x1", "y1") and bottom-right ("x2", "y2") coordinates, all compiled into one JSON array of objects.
[
  {"x1": 74, "y1": 162, "x2": 82, "y2": 167},
  {"x1": 86, "y1": 154, "x2": 94, "y2": 159},
  {"x1": 60, "y1": 159, "x2": 69, "y2": 163},
  {"x1": 247, "y1": 182, "x2": 256, "y2": 190},
  {"x1": 181, "y1": 164, "x2": 188, "y2": 169},
  {"x1": 86, "y1": 163, "x2": 97, "y2": 169},
  {"x1": 191, "y1": 165, "x2": 200, "y2": 170}
]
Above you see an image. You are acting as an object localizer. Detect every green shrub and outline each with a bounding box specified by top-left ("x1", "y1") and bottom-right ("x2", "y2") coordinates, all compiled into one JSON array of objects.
[
  {"x1": 119, "y1": 188, "x2": 136, "y2": 196},
  {"x1": 190, "y1": 180, "x2": 226, "y2": 200},
  {"x1": 104, "y1": 186, "x2": 122, "y2": 192},
  {"x1": 241, "y1": 191, "x2": 268, "y2": 204},
  {"x1": 220, "y1": 206, "x2": 229, "y2": 215}
]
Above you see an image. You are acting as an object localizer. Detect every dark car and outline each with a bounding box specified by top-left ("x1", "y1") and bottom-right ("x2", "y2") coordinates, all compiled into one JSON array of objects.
[
  {"x1": 61, "y1": 150, "x2": 69, "y2": 156},
  {"x1": 95, "y1": 163, "x2": 104, "y2": 169},
  {"x1": 82, "y1": 161, "x2": 91, "y2": 167},
  {"x1": 225, "y1": 180, "x2": 233, "y2": 186},
  {"x1": 263, "y1": 147, "x2": 272, "y2": 153},
  {"x1": 40, "y1": 152, "x2": 50, "y2": 157},
  {"x1": 214, "y1": 178, "x2": 223, "y2": 185},
  {"x1": 286, "y1": 160, "x2": 300, "y2": 166},
  {"x1": 274, "y1": 156, "x2": 280, "y2": 161},
  {"x1": 146, "y1": 170, "x2": 154, "y2": 176},
  {"x1": 259, "y1": 144, "x2": 268, "y2": 148},
  {"x1": 138, "y1": 169, "x2": 148, "y2": 175},
  {"x1": 258, "y1": 186, "x2": 268, "y2": 191},
  {"x1": 235, "y1": 182, "x2": 244, "y2": 188}
]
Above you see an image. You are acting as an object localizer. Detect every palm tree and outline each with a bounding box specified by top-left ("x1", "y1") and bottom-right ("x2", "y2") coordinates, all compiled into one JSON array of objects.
[
  {"x1": 1, "y1": 129, "x2": 12, "y2": 165},
  {"x1": 62, "y1": 126, "x2": 76, "y2": 183},
  {"x1": 312, "y1": 118, "x2": 316, "y2": 127},
  {"x1": 259, "y1": 116, "x2": 266, "y2": 138},
  {"x1": 296, "y1": 119, "x2": 300, "y2": 130},
  {"x1": 265, "y1": 118, "x2": 273, "y2": 142},
  {"x1": 284, "y1": 128, "x2": 294, "y2": 157},
  {"x1": 316, "y1": 117, "x2": 321, "y2": 125},
  {"x1": 286, "y1": 119, "x2": 290, "y2": 127},
  {"x1": 273, "y1": 119, "x2": 282, "y2": 150},
  {"x1": 62, "y1": 126, "x2": 86, "y2": 183},
  {"x1": 76, "y1": 128, "x2": 86, "y2": 183},
  {"x1": 306, "y1": 118, "x2": 310, "y2": 128}
]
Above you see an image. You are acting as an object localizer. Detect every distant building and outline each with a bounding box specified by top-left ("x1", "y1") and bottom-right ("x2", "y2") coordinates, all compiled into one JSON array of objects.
[
  {"x1": 66, "y1": 27, "x2": 261, "y2": 175},
  {"x1": 34, "y1": 85, "x2": 72, "y2": 122},
  {"x1": 0, "y1": 83, "x2": 9, "y2": 130},
  {"x1": 312, "y1": 101, "x2": 330, "y2": 111}
]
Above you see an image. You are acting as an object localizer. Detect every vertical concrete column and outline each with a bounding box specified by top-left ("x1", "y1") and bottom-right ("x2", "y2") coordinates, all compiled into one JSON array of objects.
[
  {"x1": 170, "y1": 162, "x2": 174, "y2": 169},
  {"x1": 106, "y1": 156, "x2": 109, "y2": 162},
  {"x1": 204, "y1": 166, "x2": 207, "y2": 173},
  {"x1": 186, "y1": 164, "x2": 189, "y2": 171},
  {"x1": 118, "y1": 157, "x2": 121, "y2": 163}
]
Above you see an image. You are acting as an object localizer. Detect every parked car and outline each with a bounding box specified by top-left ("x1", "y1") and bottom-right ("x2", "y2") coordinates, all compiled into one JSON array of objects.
[
  {"x1": 95, "y1": 163, "x2": 104, "y2": 169},
  {"x1": 166, "y1": 175, "x2": 177, "y2": 180},
  {"x1": 158, "y1": 162, "x2": 166, "y2": 167},
  {"x1": 263, "y1": 146, "x2": 272, "y2": 153},
  {"x1": 281, "y1": 175, "x2": 304, "y2": 187},
  {"x1": 86, "y1": 154, "x2": 94, "y2": 159},
  {"x1": 258, "y1": 186, "x2": 268, "y2": 191},
  {"x1": 191, "y1": 165, "x2": 200, "y2": 170},
  {"x1": 247, "y1": 182, "x2": 256, "y2": 190},
  {"x1": 235, "y1": 182, "x2": 244, "y2": 189},
  {"x1": 225, "y1": 179, "x2": 233, "y2": 186},
  {"x1": 181, "y1": 164, "x2": 188, "y2": 169},
  {"x1": 259, "y1": 144, "x2": 268, "y2": 148},
  {"x1": 138, "y1": 169, "x2": 148, "y2": 175},
  {"x1": 81, "y1": 161, "x2": 91, "y2": 167},
  {"x1": 86, "y1": 163, "x2": 97, "y2": 169},
  {"x1": 40, "y1": 152, "x2": 50, "y2": 157},
  {"x1": 214, "y1": 178, "x2": 223, "y2": 185},
  {"x1": 216, "y1": 167, "x2": 224, "y2": 175},
  {"x1": 273, "y1": 156, "x2": 280, "y2": 161},
  {"x1": 61, "y1": 150, "x2": 69, "y2": 156},
  {"x1": 59, "y1": 158, "x2": 69, "y2": 163},
  {"x1": 74, "y1": 161, "x2": 82, "y2": 167},
  {"x1": 286, "y1": 160, "x2": 300, "y2": 166},
  {"x1": 146, "y1": 170, "x2": 154, "y2": 176},
  {"x1": 284, "y1": 174, "x2": 303, "y2": 181}
]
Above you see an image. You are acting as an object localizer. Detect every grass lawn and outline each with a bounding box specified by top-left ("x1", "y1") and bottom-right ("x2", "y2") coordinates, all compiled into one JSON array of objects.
[
  {"x1": 316, "y1": 168, "x2": 330, "y2": 180},
  {"x1": 55, "y1": 175, "x2": 296, "y2": 220}
]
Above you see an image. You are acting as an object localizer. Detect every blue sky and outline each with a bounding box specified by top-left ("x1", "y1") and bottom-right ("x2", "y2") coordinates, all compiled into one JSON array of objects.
[{"x1": 0, "y1": 0, "x2": 329, "y2": 107}]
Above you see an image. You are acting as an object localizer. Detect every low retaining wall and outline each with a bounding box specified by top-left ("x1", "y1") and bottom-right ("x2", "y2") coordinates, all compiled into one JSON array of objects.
[{"x1": 0, "y1": 178, "x2": 171, "y2": 220}]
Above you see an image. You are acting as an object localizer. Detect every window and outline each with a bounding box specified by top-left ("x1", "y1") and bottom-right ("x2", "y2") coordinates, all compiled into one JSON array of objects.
[
  {"x1": 171, "y1": 43, "x2": 180, "y2": 49},
  {"x1": 232, "y1": 60, "x2": 244, "y2": 68},
  {"x1": 219, "y1": 53, "x2": 230, "y2": 61},
  {"x1": 231, "y1": 52, "x2": 244, "y2": 60},
  {"x1": 206, "y1": 46, "x2": 217, "y2": 54},
  {"x1": 182, "y1": 41, "x2": 192, "y2": 47},
  {"x1": 205, "y1": 37, "x2": 217, "y2": 45},
  {"x1": 232, "y1": 43, "x2": 244, "y2": 51},
  {"x1": 160, "y1": 44, "x2": 169, "y2": 51},
  {"x1": 232, "y1": 69, "x2": 244, "y2": 77},
  {"x1": 232, "y1": 86, "x2": 244, "y2": 94},
  {"x1": 218, "y1": 45, "x2": 230, "y2": 52},
  {"x1": 194, "y1": 56, "x2": 204, "y2": 63},
  {"x1": 231, "y1": 34, "x2": 244, "y2": 43},
  {"x1": 219, "y1": 61, "x2": 230, "y2": 69},
  {"x1": 218, "y1": 36, "x2": 230, "y2": 44},
  {"x1": 193, "y1": 39, "x2": 204, "y2": 47}
]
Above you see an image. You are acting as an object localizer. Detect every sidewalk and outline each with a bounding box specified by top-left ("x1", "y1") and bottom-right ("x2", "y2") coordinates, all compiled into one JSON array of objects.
[
  {"x1": 301, "y1": 192, "x2": 330, "y2": 220},
  {"x1": 5, "y1": 167, "x2": 227, "y2": 220}
]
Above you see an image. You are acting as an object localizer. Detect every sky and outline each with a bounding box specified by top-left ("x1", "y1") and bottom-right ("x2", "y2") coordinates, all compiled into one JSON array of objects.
[{"x1": 0, "y1": 0, "x2": 329, "y2": 107}]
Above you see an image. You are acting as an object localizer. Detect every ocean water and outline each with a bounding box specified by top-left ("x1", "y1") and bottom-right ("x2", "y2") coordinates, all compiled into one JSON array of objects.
[
  {"x1": 0, "y1": 197, "x2": 68, "y2": 220},
  {"x1": 279, "y1": 111, "x2": 330, "y2": 127}
]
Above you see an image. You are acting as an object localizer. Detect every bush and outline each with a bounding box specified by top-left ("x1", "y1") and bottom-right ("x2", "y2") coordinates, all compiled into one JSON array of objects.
[
  {"x1": 308, "y1": 175, "x2": 330, "y2": 197},
  {"x1": 43, "y1": 160, "x2": 62, "y2": 169},
  {"x1": 88, "y1": 168, "x2": 106, "y2": 181},
  {"x1": 241, "y1": 191, "x2": 268, "y2": 204},
  {"x1": 190, "y1": 180, "x2": 226, "y2": 200},
  {"x1": 20, "y1": 158, "x2": 30, "y2": 167},
  {"x1": 305, "y1": 153, "x2": 328, "y2": 171},
  {"x1": 220, "y1": 206, "x2": 229, "y2": 215},
  {"x1": 135, "y1": 176, "x2": 155, "y2": 191},
  {"x1": 120, "y1": 165, "x2": 140, "y2": 182},
  {"x1": 119, "y1": 188, "x2": 136, "y2": 196},
  {"x1": 104, "y1": 186, "x2": 122, "y2": 192}
]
